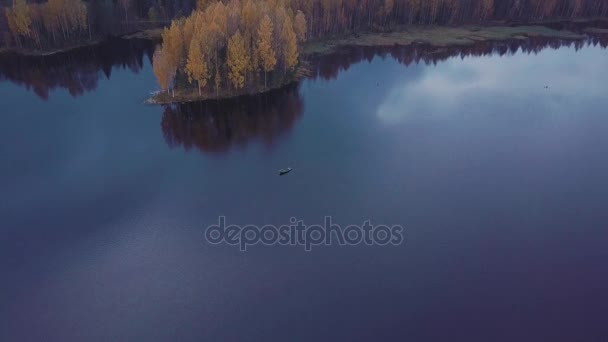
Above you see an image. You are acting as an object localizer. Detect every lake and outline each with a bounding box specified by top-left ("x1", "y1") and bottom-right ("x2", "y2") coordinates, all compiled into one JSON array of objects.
[{"x1": 1, "y1": 36, "x2": 608, "y2": 341}]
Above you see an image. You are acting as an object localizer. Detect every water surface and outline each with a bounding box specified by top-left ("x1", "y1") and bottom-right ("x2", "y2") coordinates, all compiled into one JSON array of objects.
[{"x1": 1, "y1": 38, "x2": 608, "y2": 341}]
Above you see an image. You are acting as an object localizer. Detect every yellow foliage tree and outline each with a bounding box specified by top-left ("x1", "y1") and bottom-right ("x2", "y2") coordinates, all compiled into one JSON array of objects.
[
  {"x1": 257, "y1": 14, "x2": 276, "y2": 88},
  {"x1": 161, "y1": 21, "x2": 184, "y2": 81},
  {"x1": 281, "y1": 15, "x2": 298, "y2": 72},
  {"x1": 5, "y1": 0, "x2": 32, "y2": 45},
  {"x1": 294, "y1": 10, "x2": 307, "y2": 42},
  {"x1": 153, "y1": 47, "x2": 176, "y2": 96},
  {"x1": 186, "y1": 37, "x2": 209, "y2": 95},
  {"x1": 196, "y1": 0, "x2": 211, "y2": 11},
  {"x1": 227, "y1": 30, "x2": 249, "y2": 89}
]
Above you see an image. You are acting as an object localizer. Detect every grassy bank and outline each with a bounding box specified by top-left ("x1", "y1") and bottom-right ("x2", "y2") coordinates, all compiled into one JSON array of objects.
[
  {"x1": 0, "y1": 38, "x2": 105, "y2": 56},
  {"x1": 302, "y1": 24, "x2": 585, "y2": 55},
  {"x1": 0, "y1": 28, "x2": 163, "y2": 57},
  {"x1": 121, "y1": 28, "x2": 164, "y2": 40}
]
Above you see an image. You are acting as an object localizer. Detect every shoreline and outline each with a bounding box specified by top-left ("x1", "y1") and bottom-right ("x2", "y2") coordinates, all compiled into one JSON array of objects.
[
  {"x1": 146, "y1": 62, "x2": 311, "y2": 105},
  {"x1": 148, "y1": 22, "x2": 600, "y2": 105},
  {"x1": 301, "y1": 24, "x2": 586, "y2": 55},
  {"x1": 1, "y1": 18, "x2": 604, "y2": 58},
  {"x1": 0, "y1": 28, "x2": 163, "y2": 57},
  {"x1": 1, "y1": 20, "x2": 602, "y2": 103}
]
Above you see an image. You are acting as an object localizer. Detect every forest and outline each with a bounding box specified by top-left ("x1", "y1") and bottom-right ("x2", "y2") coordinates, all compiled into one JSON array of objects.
[
  {"x1": 4, "y1": 0, "x2": 608, "y2": 50},
  {"x1": 1, "y1": 0, "x2": 196, "y2": 48}
]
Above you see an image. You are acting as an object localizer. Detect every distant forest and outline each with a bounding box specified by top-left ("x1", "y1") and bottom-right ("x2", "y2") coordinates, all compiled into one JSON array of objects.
[
  {"x1": 2, "y1": 0, "x2": 608, "y2": 49},
  {"x1": 0, "y1": 0, "x2": 196, "y2": 48}
]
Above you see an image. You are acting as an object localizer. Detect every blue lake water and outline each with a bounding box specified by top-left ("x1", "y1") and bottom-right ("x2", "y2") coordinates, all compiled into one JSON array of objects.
[{"x1": 1, "y1": 38, "x2": 608, "y2": 341}]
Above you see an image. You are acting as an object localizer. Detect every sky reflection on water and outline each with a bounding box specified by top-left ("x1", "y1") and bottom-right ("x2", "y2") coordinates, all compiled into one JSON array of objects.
[{"x1": 1, "y1": 36, "x2": 608, "y2": 342}]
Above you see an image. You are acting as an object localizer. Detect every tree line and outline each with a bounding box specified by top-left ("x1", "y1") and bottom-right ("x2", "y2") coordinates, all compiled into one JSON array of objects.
[
  {"x1": 152, "y1": 0, "x2": 307, "y2": 97},
  {"x1": 294, "y1": 0, "x2": 608, "y2": 38},
  {"x1": 4, "y1": 0, "x2": 90, "y2": 48},
  {"x1": 1, "y1": 0, "x2": 196, "y2": 49},
  {"x1": 4, "y1": 0, "x2": 608, "y2": 50}
]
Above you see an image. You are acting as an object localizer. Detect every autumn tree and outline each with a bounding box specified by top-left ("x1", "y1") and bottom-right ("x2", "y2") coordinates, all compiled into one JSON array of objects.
[
  {"x1": 182, "y1": 13, "x2": 196, "y2": 49},
  {"x1": 196, "y1": 0, "x2": 212, "y2": 11},
  {"x1": 294, "y1": 10, "x2": 307, "y2": 42},
  {"x1": 281, "y1": 15, "x2": 298, "y2": 71},
  {"x1": 186, "y1": 37, "x2": 209, "y2": 95},
  {"x1": 153, "y1": 46, "x2": 175, "y2": 96},
  {"x1": 257, "y1": 14, "x2": 276, "y2": 88},
  {"x1": 161, "y1": 21, "x2": 183, "y2": 79},
  {"x1": 227, "y1": 30, "x2": 249, "y2": 89},
  {"x1": 242, "y1": 0, "x2": 260, "y2": 76},
  {"x1": 5, "y1": 0, "x2": 32, "y2": 46}
]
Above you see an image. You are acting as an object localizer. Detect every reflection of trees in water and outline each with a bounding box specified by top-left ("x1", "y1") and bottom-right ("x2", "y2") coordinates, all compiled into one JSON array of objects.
[
  {"x1": 307, "y1": 34, "x2": 608, "y2": 81},
  {"x1": 161, "y1": 84, "x2": 304, "y2": 154},
  {"x1": 0, "y1": 38, "x2": 156, "y2": 100},
  {"x1": 160, "y1": 32, "x2": 608, "y2": 155}
]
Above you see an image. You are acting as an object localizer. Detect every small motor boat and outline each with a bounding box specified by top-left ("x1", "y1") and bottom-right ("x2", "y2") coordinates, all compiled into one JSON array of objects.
[{"x1": 279, "y1": 167, "x2": 292, "y2": 176}]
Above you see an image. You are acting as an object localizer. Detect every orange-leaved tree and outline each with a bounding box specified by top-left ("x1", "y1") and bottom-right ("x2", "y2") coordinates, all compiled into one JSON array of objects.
[
  {"x1": 227, "y1": 30, "x2": 249, "y2": 89},
  {"x1": 257, "y1": 14, "x2": 276, "y2": 88},
  {"x1": 186, "y1": 37, "x2": 209, "y2": 95},
  {"x1": 153, "y1": 47, "x2": 176, "y2": 96},
  {"x1": 281, "y1": 15, "x2": 298, "y2": 72}
]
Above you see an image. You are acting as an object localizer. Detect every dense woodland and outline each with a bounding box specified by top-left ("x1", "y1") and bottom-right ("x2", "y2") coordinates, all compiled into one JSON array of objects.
[
  {"x1": 0, "y1": 0, "x2": 195, "y2": 48},
  {"x1": 152, "y1": 0, "x2": 306, "y2": 98},
  {"x1": 4, "y1": 0, "x2": 608, "y2": 50}
]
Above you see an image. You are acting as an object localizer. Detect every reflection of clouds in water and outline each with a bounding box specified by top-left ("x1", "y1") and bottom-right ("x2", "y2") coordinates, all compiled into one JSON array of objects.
[{"x1": 377, "y1": 46, "x2": 608, "y2": 123}]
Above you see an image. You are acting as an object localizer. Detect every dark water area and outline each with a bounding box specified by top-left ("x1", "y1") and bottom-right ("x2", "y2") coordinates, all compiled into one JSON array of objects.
[
  {"x1": 0, "y1": 38, "x2": 157, "y2": 100},
  {"x1": 1, "y1": 34, "x2": 608, "y2": 342}
]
